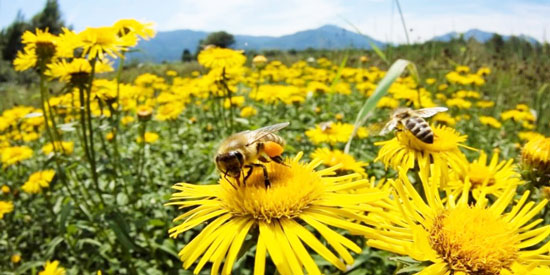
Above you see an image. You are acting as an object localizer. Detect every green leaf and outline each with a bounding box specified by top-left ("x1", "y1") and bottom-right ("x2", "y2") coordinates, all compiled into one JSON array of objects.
[
  {"x1": 58, "y1": 200, "x2": 72, "y2": 233},
  {"x1": 15, "y1": 261, "x2": 45, "y2": 274},
  {"x1": 345, "y1": 59, "x2": 412, "y2": 153},
  {"x1": 45, "y1": 236, "x2": 64, "y2": 258},
  {"x1": 107, "y1": 211, "x2": 141, "y2": 252}
]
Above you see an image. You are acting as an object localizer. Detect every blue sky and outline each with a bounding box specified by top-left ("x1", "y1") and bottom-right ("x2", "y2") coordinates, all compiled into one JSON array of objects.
[{"x1": 1, "y1": 0, "x2": 549, "y2": 43}]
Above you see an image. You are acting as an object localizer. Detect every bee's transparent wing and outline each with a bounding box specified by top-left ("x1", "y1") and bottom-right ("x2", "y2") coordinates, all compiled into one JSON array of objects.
[
  {"x1": 415, "y1": 107, "x2": 448, "y2": 118},
  {"x1": 379, "y1": 119, "x2": 398, "y2": 135},
  {"x1": 245, "y1": 122, "x2": 290, "y2": 146}
]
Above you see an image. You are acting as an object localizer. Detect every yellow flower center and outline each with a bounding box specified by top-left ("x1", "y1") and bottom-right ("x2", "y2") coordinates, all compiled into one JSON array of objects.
[
  {"x1": 219, "y1": 160, "x2": 324, "y2": 222},
  {"x1": 429, "y1": 206, "x2": 519, "y2": 274},
  {"x1": 466, "y1": 163, "x2": 495, "y2": 187},
  {"x1": 397, "y1": 125, "x2": 466, "y2": 152}
]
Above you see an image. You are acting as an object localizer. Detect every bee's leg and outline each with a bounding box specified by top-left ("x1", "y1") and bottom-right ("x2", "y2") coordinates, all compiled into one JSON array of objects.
[
  {"x1": 256, "y1": 163, "x2": 270, "y2": 188},
  {"x1": 243, "y1": 165, "x2": 254, "y2": 185},
  {"x1": 223, "y1": 172, "x2": 237, "y2": 190},
  {"x1": 271, "y1": 155, "x2": 289, "y2": 167}
]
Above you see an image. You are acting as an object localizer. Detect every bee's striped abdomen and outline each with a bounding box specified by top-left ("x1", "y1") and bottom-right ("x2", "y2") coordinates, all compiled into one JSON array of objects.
[{"x1": 405, "y1": 116, "x2": 434, "y2": 144}]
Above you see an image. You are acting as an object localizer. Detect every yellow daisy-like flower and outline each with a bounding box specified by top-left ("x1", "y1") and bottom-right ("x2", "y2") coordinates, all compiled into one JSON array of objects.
[
  {"x1": 1, "y1": 145, "x2": 33, "y2": 168},
  {"x1": 376, "y1": 96, "x2": 399, "y2": 109},
  {"x1": 46, "y1": 58, "x2": 113, "y2": 85},
  {"x1": 425, "y1": 78, "x2": 436, "y2": 85},
  {"x1": 479, "y1": 115, "x2": 502, "y2": 128},
  {"x1": 240, "y1": 106, "x2": 257, "y2": 118},
  {"x1": 375, "y1": 125, "x2": 469, "y2": 184},
  {"x1": 518, "y1": 131, "x2": 545, "y2": 142},
  {"x1": 311, "y1": 147, "x2": 367, "y2": 176},
  {"x1": 447, "y1": 151, "x2": 521, "y2": 199},
  {"x1": 477, "y1": 100, "x2": 495, "y2": 108},
  {"x1": 39, "y1": 260, "x2": 66, "y2": 275},
  {"x1": 306, "y1": 122, "x2": 368, "y2": 145},
  {"x1": 121, "y1": 115, "x2": 135, "y2": 125},
  {"x1": 42, "y1": 141, "x2": 74, "y2": 155},
  {"x1": 13, "y1": 49, "x2": 38, "y2": 71},
  {"x1": 522, "y1": 136, "x2": 550, "y2": 174},
  {"x1": 11, "y1": 253, "x2": 21, "y2": 264},
  {"x1": 22, "y1": 170, "x2": 56, "y2": 194},
  {"x1": 78, "y1": 26, "x2": 137, "y2": 59},
  {"x1": 432, "y1": 112, "x2": 456, "y2": 126},
  {"x1": 198, "y1": 47, "x2": 246, "y2": 69},
  {"x1": 366, "y1": 169, "x2": 550, "y2": 275},
  {"x1": 445, "y1": 98, "x2": 472, "y2": 109},
  {"x1": 223, "y1": 96, "x2": 245, "y2": 108},
  {"x1": 137, "y1": 132, "x2": 159, "y2": 143},
  {"x1": 167, "y1": 153, "x2": 388, "y2": 275},
  {"x1": 156, "y1": 102, "x2": 185, "y2": 121},
  {"x1": 113, "y1": 19, "x2": 155, "y2": 41},
  {"x1": 0, "y1": 200, "x2": 14, "y2": 219}
]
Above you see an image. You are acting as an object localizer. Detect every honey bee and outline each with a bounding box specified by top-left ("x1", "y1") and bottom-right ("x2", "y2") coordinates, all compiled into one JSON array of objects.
[
  {"x1": 380, "y1": 107, "x2": 448, "y2": 144},
  {"x1": 215, "y1": 122, "x2": 289, "y2": 188}
]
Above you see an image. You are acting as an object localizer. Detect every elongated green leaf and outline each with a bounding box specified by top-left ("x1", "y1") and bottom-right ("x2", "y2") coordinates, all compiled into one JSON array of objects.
[
  {"x1": 344, "y1": 59, "x2": 412, "y2": 153},
  {"x1": 329, "y1": 52, "x2": 349, "y2": 91}
]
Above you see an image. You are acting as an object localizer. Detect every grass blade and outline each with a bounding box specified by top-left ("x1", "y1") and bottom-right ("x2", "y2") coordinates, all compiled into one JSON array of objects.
[
  {"x1": 341, "y1": 18, "x2": 389, "y2": 64},
  {"x1": 344, "y1": 59, "x2": 412, "y2": 153}
]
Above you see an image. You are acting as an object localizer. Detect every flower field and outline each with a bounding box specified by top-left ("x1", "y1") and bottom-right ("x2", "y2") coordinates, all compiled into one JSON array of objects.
[{"x1": 1, "y1": 19, "x2": 550, "y2": 275}]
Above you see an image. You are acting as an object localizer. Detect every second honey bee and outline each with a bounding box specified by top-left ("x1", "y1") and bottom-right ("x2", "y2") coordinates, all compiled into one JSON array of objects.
[
  {"x1": 380, "y1": 107, "x2": 448, "y2": 144},
  {"x1": 215, "y1": 122, "x2": 289, "y2": 188}
]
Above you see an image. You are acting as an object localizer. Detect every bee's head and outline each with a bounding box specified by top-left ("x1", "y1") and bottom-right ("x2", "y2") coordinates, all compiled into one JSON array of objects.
[
  {"x1": 393, "y1": 108, "x2": 411, "y2": 119},
  {"x1": 215, "y1": 151, "x2": 244, "y2": 178}
]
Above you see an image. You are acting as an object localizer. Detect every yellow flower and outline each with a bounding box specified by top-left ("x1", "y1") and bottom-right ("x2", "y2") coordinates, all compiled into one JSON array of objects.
[
  {"x1": 46, "y1": 58, "x2": 113, "y2": 85},
  {"x1": 359, "y1": 55, "x2": 369, "y2": 62},
  {"x1": 11, "y1": 254, "x2": 21, "y2": 264},
  {"x1": 121, "y1": 115, "x2": 135, "y2": 125},
  {"x1": 516, "y1": 103, "x2": 529, "y2": 112},
  {"x1": 432, "y1": 112, "x2": 456, "y2": 126},
  {"x1": 306, "y1": 122, "x2": 368, "y2": 145},
  {"x1": 240, "y1": 106, "x2": 257, "y2": 118},
  {"x1": 39, "y1": 260, "x2": 66, "y2": 275},
  {"x1": 477, "y1": 66, "x2": 491, "y2": 76},
  {"x1": 437, "y1": 83, "x2": 448, "y2": 91},
  {"x1": 223, "y1": 96, "x2": 245, "y2": 108},
  {"x1": 167, "y1": 153, "x2": 388, "y2": 275},
  {"x1": 1, "y1": 185, "x2": 10, "y2": 194},
  {"x1": 198, "y1": 47, "x2": 246, "y2": 69},
  {"x1": 376, "y1": 96, "x2": 399, "y2": 109},
  {"x1": 13, "y1": 29, "x2": 60, "y2": 71},
  {"x1": 22, "y1": 170, "x2": 56, "y2": 194},
  {"x1": 518, "y1": 131, "x2": 545, "y2": 142},
  {"x1": 447, "y1": 151, "x2": 521, "y2": 199},
  {"x1": 156, "y1": 102, "x2": 185, "y2": 121},
  {"x1": 476, "y1": 100, "x2": 495, "y2": 108},
  {"x1": 137, "y1": 132, "x2": 159, "y2": 143},
  {"x1": 455, "y1": 65, "x2": 470, "y2": 73},
  {"x1": 136, "y1": 104, "x2": 153, "y2": 121},
  {"x1": 311, "y1": 148, "x2": 367, "y2": 175},
  {"x1": 1, "y1": 146, "x2": 33, "y2": 168},
  {"x1": 522, "y1": 136, "x2": 550, "y2": 174},
  {"x1": 375, "y1": 125, "x2": 469, "y2": 185},
  {"x1": 446, "y1": 98, "x2": 472, "y2": 109},
  {"x1": 13, "y1": 49, "x2": 38, "y2": 71},
  {"x1": 106, "y1": 131, "x2": 115, "y2": 141},
  {"x1": 0, "y1": 200, "x2": 14, "y2": 219},
  {"x1": 42, "y1": 141, "x2": 74, "y2": 155},
  {"x1": 425, "y1": 78, "x2": 436, "y2": 85},
  {"x1": 252, "y1": 55, "x2": 268, "y2": 66},
  {"x1": 165, "y1": 70, "x2": 178, "y2": 77},
  {"x1": 366, "y1": 169, "x2": 550, "y2": 275},
  {"x1": 78, "y1": 26, "x2": 137, "y2": 59},
  {"x1": 479, "y1": 116, "x2": 502, "y2": 128},
  {"x1": 113, "y1": 19, "x2": 155, "y2": 41},
  {"x1": 501, "y1": 109, "x2": 535, "y2": 122}
]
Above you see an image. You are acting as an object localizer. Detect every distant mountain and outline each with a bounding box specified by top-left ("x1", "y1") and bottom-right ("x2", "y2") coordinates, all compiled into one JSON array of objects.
[
  {"x1": 432, "y1": 29, "x2": 539, "y2": 44},
  {"x1": 130, "y1": 24, "x2": 385, "y2": 63}
]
